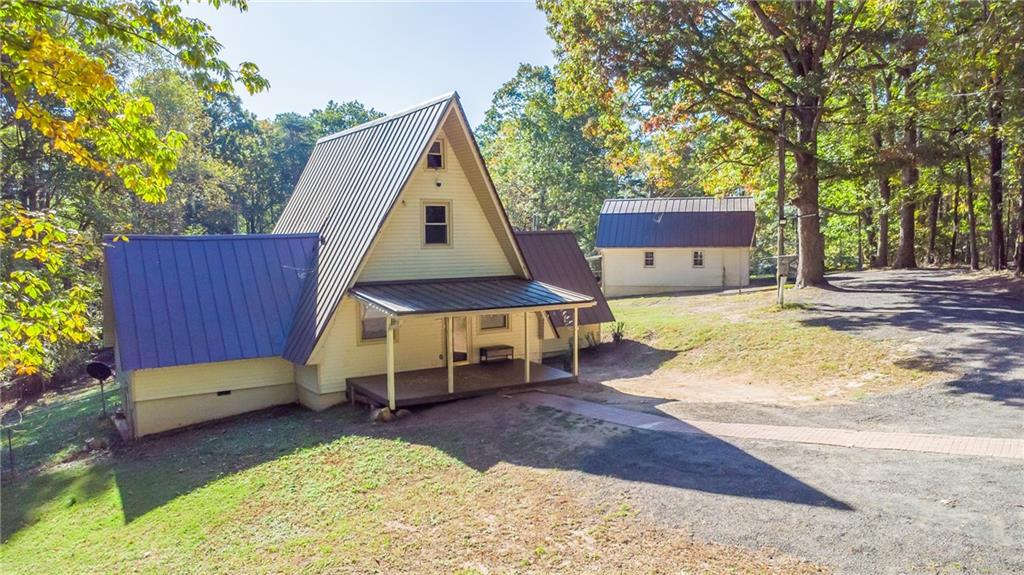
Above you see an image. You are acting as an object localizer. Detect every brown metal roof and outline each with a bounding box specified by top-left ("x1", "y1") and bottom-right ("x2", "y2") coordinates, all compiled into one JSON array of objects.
[
  {"x1": 350, "y1": 277, "x2": 593, "y2": 316},
  {"x1": 515, "y1": 231, "x2": 615, "y2": 327}
]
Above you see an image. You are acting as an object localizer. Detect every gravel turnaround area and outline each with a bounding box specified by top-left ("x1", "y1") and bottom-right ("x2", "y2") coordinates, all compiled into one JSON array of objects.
[
  {"x1": 648, "y1": 269, "x2": 1024, "y2": 439},
  {"x1": 402, "y1": 395, "x2": 1023, "y2": 575}
]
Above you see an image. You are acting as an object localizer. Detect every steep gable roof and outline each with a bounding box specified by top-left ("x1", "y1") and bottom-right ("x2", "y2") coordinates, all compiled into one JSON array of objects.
[
  {"x1": 515, "y1": 231, "x2": 614, "y2": 327},
  {"x1": 596, "y1": 196, "x2": 756, "y2": 249},
  {"x1": 104, "y1": 234, "x2": 318, "y2": 371},
  {"x1": 274, "y1": 92, "x2": 527, "y2": 363}
]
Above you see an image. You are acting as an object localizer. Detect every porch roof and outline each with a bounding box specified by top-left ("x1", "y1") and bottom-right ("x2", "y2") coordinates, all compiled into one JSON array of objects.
[{"x1": 349, "y1": 277, "x2": 594, "y2": 316}]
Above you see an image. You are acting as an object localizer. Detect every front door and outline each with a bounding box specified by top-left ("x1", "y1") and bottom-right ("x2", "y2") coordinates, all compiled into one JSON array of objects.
[{"x1": 444, "y1": 317, "x2": 469, "y2": 365}]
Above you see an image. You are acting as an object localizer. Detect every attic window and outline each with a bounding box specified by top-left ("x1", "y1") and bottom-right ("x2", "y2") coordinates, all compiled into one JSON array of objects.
[{"x1": 427, "y1": 140, "x2": 444, "y2": 169}]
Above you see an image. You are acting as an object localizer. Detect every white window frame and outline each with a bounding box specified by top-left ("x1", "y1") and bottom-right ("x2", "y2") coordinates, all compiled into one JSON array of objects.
[
  {"x1": 643, "y1": 251, "x2": 655, "y2": 268},
  {"x1": 422, "y1": 201, "x2": 451, "y2": 247},
  {"x1": 426, "y1": 139, "x2": 445, "y2": 170},
  {"x1": 692, "y1": 250, "x2": 705, "y2": 268}
]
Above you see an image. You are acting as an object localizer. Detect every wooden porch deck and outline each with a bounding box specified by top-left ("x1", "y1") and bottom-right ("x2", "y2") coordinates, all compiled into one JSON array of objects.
[{"x1": 346, "y1": 359, "x2": 575, "y2": 408}]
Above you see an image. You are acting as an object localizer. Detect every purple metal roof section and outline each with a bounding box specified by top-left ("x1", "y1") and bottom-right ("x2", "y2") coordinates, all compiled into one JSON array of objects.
[
  {"x1": 596, "y1": 197, "x2": 755, "y2": 248},
  {"x1": 105, "y1": 234, "x2": 318, "y2": 371},
  {"x1": 515, "y1": 231, "x2": 614, "y2": 327}
]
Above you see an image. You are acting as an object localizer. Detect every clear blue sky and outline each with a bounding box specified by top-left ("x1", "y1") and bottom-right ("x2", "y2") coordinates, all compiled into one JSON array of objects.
[{"x1": 184, "y1": 1, "x2": 556, "y2": 126}]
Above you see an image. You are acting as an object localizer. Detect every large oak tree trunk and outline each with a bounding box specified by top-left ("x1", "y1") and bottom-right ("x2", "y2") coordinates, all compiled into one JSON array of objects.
[
  {"x1": 965, "y1": 154, "x2": 980, "y2": 270},
  {"x1": 791, "y1": 101, "x2": 827, "y2": 287},
  {"x1": 793, "y1": 148, "x2": 826, "y2": 287}
]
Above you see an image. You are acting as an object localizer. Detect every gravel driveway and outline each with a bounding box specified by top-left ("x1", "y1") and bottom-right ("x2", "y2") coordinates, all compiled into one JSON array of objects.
[
  {"x1": 650, "y1": 269, "x2": 1024, "y2": 438},
  {"x1": 399, "y1": 392, "x2": 1023, "y2": 575},
  {"x1": 392, "y1": 270, "x2": 1022, "y2": 574}
]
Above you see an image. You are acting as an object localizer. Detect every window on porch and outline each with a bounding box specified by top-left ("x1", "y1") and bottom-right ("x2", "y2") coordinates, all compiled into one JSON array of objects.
[
  {"x1": 479, "y1": 313, "x2": 508, "y2": 331},
  {"x1": 360, "y1": 304, "x2": 388, "y2": 341}
]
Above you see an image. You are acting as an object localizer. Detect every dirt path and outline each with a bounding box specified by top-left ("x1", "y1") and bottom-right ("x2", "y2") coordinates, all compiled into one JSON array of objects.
[
  {"x1": 522, "y1": 391, "x2": 1024, "y2": 459},
  {"x1": 578, "y1": 269, "x2": 1024, "y2": 438}
]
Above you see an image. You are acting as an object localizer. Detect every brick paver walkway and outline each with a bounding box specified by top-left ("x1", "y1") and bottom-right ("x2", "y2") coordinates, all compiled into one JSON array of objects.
[{"x1": 521, "y1": 392, "x2": 1024, "y2": 460}]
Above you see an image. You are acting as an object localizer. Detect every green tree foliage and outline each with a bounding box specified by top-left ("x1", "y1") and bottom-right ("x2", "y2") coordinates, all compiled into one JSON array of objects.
[
  {"x1": 1, "y1": 0, "x2": 267, "y2": 376},
  {"x1": 540, "y1": 0, "x2": 881, "y2": 286},
  {"x1": 538, "y1": 0, "x2": 1023, "y2": 279},
  {"x1": 477, "y1": 65, "x2": 618, "y2": 250}
]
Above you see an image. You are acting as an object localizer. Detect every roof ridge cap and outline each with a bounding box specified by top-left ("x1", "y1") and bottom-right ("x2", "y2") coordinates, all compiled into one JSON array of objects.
[{"x1": 316, "y1": 91, "x2": 457, "y2": 144}]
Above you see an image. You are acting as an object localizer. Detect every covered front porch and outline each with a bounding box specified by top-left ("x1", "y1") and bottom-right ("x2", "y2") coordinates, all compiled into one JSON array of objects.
[
  {"x1": 348, "y1": 277, "x2": 595, "y2": 410},
  {"x1": 346, "y1": 359, "x2": 574, "y2": 408}
]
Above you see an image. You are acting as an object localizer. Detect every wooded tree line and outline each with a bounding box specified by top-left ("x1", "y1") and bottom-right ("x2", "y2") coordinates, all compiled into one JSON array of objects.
[
  {"x1": 536, "y1": 0, "x2": 1024, "y2": 285},
  {"x1": 3, "y1": 0, "x2": 1022, "y2": 381}
]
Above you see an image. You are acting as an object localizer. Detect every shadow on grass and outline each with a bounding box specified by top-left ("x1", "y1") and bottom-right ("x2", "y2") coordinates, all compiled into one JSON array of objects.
[
  {"x1": 3, "y1": 384, "x2": 852, "y2": 543},
  {"x1": 1, "y1": 460, "x2": 114, "y2": 542},
  {"x1": 797, "y1": 269, "x2": 1024, "y2": 408}
]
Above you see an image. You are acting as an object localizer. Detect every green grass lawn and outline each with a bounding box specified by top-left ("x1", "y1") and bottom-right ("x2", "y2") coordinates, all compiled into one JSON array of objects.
[
  {"x1": 605, "y1": 290, "x2": 938, "y2": 399},
  {"x1": 1, "y1": 394, "x2": 820, "y2": 574},
  {"x1": 2, "y1": 383, "x2": 119, "y2": 475}
]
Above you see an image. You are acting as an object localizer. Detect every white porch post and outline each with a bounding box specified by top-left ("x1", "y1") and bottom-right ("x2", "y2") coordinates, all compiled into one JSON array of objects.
[
  {"x1": 386, "y1": 315, "x2": 396, "y2": 411},
  {"x1": 523, "y1": 311, "x2": 531, "y2": 383},
  {"x1": 446, "y1": 315, "x2": 454, "y2": 394},
  {"x1": 572, "y1": 307, "x2": 579, "y2": 377}
]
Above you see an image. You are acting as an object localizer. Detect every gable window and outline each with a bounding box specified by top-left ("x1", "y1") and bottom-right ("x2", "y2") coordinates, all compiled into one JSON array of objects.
[
  {"x1": 479, "y1": 314, "x2": 508, "y2": 331},
  {"x1": 360, "y1": 304, "x2": 388, "y2": 341},
  {"x1": 643, "y1": 251, "x2": 655, "y2": 267},
  {"x1": 692, "y1": 250, "x2": 705, "y2": 268},
  {"x1": 424, "y1": 202, "x2": 449, "y2": 245},
  {"x1": 426, "y1": 140, "x2": 444, "y2": 169}
]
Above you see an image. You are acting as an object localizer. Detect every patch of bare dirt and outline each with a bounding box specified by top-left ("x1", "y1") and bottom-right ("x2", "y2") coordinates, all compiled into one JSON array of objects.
[{"x1": 378, "y1": 464, "x2": 825, "y2": 575}]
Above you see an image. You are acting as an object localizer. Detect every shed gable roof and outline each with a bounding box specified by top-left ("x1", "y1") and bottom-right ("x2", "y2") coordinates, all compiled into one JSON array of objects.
[
  {"x1": 596, "y1": 196, "x2": 756, "y2": 248},
  {"x1": 515, "y1": 231, "x2": 614, "y2": 327},
  {"x1": 273, "y1": 92, "x2": 527, "y2": 363},
  {"x1": 104, "y1": 234, "x2": 318, "y2": 371}
]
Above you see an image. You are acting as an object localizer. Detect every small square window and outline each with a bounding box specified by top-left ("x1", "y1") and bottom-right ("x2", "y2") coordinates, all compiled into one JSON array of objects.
[
  {"x1": 479, "y1": 314, "x2": 508, "y2": 331},
  {"x1": 361, "y1": 304, "x2": 387, "y2": 340},
  {"x1": 692, "y1": 250, "x2": 705, "y2": 268},
  {"x1": 643, "y1": 251, "x2": 655, "y2": 267},
  {"x1": 427, "y1": 141, "x2": 444, "y2": 169},
  {"x1": 424, "y1": 203, "x2": 449, "y2": 245}
]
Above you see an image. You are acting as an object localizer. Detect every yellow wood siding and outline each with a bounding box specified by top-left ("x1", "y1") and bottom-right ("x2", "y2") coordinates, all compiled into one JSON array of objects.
[
  {"x1": 541, "y1": 324, "x2": 601, "y2": 355},
  {"x1": 314, "y1": 296, "x2": 544, "y2": 394},
  {"x1": 357, "y1": 124, "x2": 515, "y2": 282},
  {"x1": 601, "y1": 247, "x2": 751, "y2": 297},
  {"x1": 133, "y1": 383, "x2": 296, "y2": 437},
  {"x1": 131, "y1": 357, "x2": 294, "y2": 402}
]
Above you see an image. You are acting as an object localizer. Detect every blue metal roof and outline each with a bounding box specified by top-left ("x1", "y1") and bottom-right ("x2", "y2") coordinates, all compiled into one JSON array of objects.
[
  {"x1": 596, "y1": 198, "x2": 756, "y2": 248},
  {"x1": 105, "y1": 234, "x2": 318, "y2": 371}
]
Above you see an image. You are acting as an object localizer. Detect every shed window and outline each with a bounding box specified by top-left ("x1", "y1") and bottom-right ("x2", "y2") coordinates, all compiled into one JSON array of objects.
[
  {"x1": 427, "y1": 140, "x2": 444, "y2": 169},
  {"x1": 643, "y1": 251, "x2": 655, "y2": 267},
  {"x1": 424, "y1": 203, "x2": 449, "y2": 245},
  {"x1": 360, "y1": 304, "x2": 387, "y2": 340},
  {"x1": 692, "y1": 250, "x2": 705, "y2": 268},
  {"x1": 479, "y1": 314, "x2": 508, "y2": 331}
]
